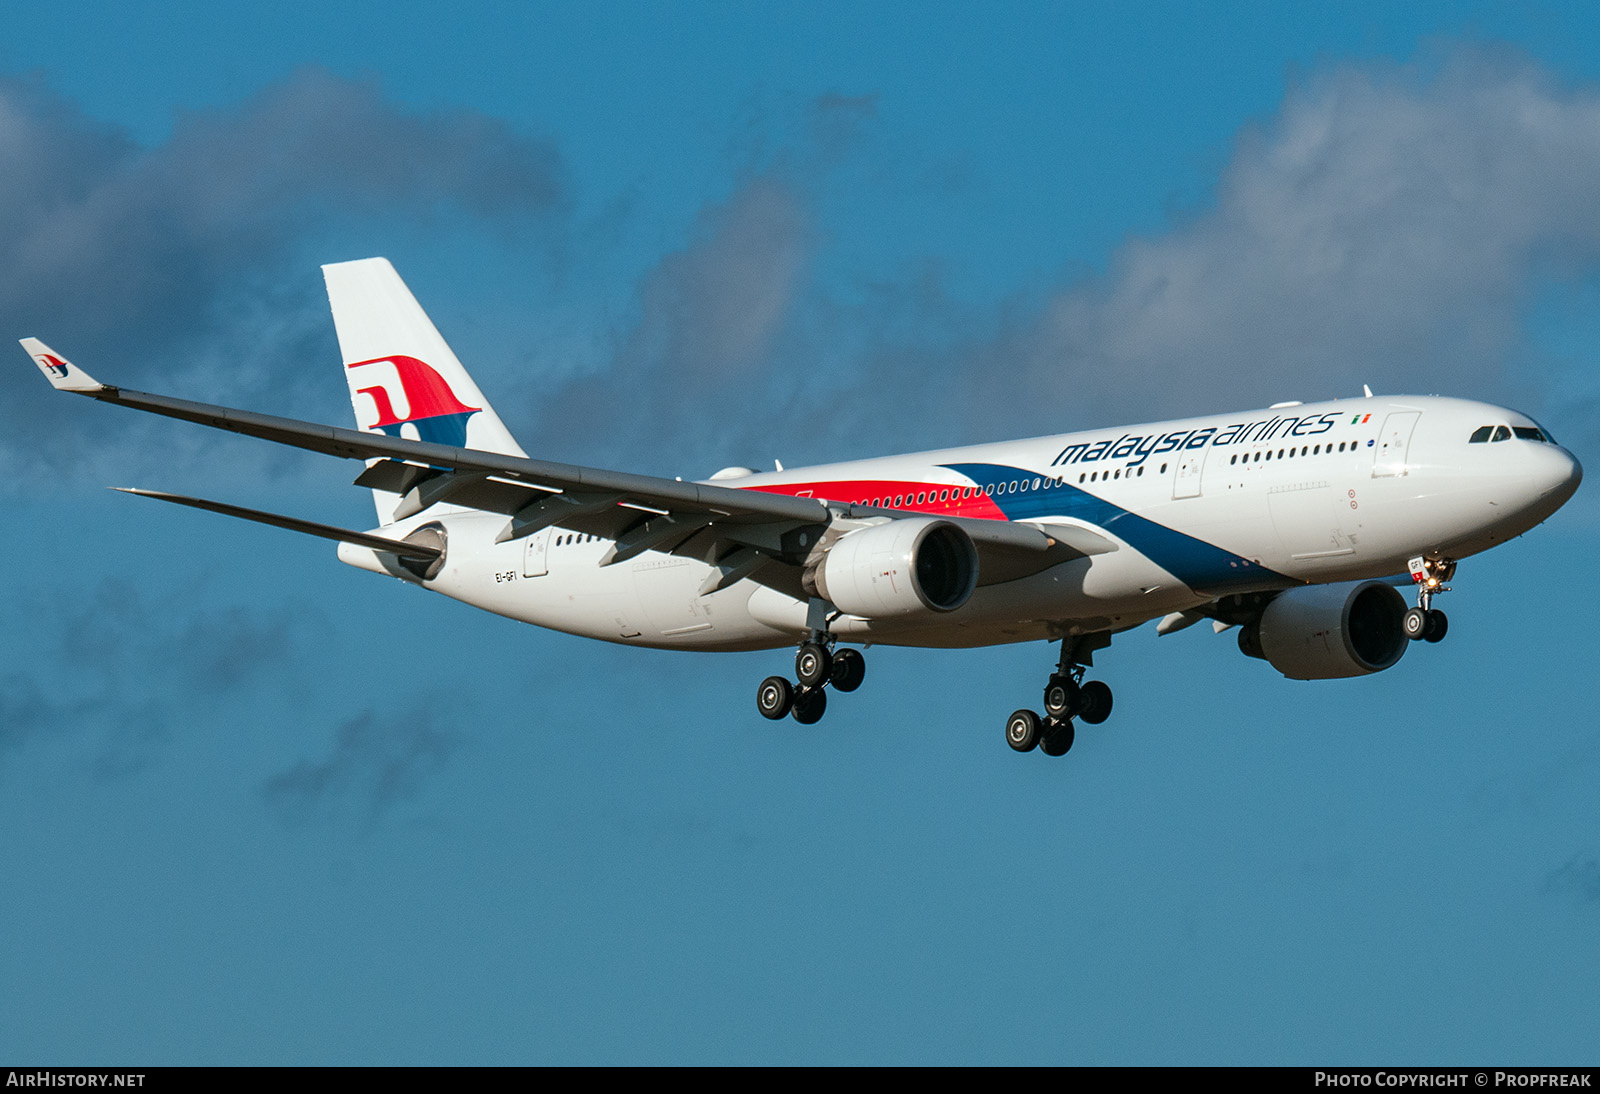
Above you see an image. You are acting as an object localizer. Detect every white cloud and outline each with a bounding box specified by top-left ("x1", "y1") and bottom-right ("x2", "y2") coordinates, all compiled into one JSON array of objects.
[
  {"x1": 997, "y1": 49, "x2": 1600, "y2": 435},
  {"x1": 0, "y1": 69, "x2": 561, "y2": 482}
]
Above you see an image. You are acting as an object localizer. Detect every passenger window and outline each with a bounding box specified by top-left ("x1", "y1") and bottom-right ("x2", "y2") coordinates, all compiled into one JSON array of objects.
[
  {"x1": 1492, "y1": 426, "x2": 1511, "y2": 442},
  {"x1": 1468, "y1": 426, "x2": 1492, "y2": 443}
]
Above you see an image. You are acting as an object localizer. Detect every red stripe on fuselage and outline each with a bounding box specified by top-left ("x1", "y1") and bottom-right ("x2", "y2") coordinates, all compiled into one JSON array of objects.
[{"x1": 747, "y1": 479, "x2": 1008, "y2": 521}]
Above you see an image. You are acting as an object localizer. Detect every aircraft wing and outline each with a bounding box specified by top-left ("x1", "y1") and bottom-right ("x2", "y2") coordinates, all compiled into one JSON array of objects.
[{"x1": 22, "y1": 340, "x2": 1083, "y2": 583}]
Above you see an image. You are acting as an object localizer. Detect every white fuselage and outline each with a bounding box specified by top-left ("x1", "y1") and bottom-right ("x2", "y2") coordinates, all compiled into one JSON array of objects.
[{"x1": 338, "y1": 395, "x2": 1581, "y2": 652}]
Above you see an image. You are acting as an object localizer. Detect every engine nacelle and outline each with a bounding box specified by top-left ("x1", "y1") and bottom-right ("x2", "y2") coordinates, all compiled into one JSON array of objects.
[
  {"x1": 814, "y1": 518, "x2": 978, "y2": 619},
  {"x1": 1242, "y1": 579, "x2": 1408, "y2": 679}
]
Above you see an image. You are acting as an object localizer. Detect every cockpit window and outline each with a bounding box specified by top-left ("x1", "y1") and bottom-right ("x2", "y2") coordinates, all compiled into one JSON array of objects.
[
  {"x1": 1512, "y1": 426, "x2": 1546, "y2": 442},
  {"x1": 1468, "y1": 426, "x2": 1493, "y2": 443},
  {"x1": 1492, "y1": 426, "x2": 1512, "y2": 442}
]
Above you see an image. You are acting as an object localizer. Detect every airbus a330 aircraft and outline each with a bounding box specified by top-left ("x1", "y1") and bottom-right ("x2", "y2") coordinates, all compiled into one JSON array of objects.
[{"x1": 24, "y1": 258, "x2": 1583, "y2": 757}]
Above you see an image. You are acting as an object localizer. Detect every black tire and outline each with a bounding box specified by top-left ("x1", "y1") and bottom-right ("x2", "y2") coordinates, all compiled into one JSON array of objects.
[
  {"x1": 791, "y1": 687, "x2": 827, "y2": 725},
  {"x1": 1403, "y1": 606, "x2": 1429, "y2": 641},
  {"x1": 1040, "y1": 720, "x2": 1075, "y2": 756},
  {"x1": 1424, "y1": 609, "x2": 1449, "y2": 643},
  {"x1": 1006, "y1": 709, "x2": 1041, "y2": 753},
  {"x1": 830, "y1": 648, "x2": 866, "y2": 692},
  {"x1": 1043, "y1": 675, "x2": 1077, "y2": 719},
  {"x1": 795, "y1": 641, "x2": 832, "y2": 688},
  {"x1": 756, "y1": 676, "x2": 793, "y2": 720},
  {"x1": 1078, "y1": 680, "x2": 1113, "y2": 725}
]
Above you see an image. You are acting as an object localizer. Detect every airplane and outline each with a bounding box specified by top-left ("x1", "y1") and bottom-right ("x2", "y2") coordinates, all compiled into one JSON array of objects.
[{"x1": 22, "y1": 258, "x2": 1584, "y2": 758}]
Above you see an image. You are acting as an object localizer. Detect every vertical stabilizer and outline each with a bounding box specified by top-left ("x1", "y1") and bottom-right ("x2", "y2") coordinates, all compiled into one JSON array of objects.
[{"x1": 323, "y1": 258, "x2": 527, "y2": 523}]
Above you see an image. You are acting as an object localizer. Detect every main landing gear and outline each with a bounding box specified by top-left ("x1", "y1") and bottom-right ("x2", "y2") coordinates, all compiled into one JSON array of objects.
[
  {"x1": 1403, "y1": 555, "x2": 1455, "y2": 644},
  {"x1": 756, "y1": 632, "x2": 866, "y2": 725},
  {"x1": 1007, "y1": 635, "x2": 1115, "y2": 759}
]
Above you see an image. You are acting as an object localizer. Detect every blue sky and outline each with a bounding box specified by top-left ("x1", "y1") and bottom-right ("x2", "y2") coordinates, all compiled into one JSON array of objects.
[{"x1": 2, "y1": 2, "x2": 1597, "y2": 1064}]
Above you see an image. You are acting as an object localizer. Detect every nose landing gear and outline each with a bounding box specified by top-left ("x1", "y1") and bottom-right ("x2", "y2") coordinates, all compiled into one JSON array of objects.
[{"x1": 1404, "y1": 556, "x2": 1455, "y2": 643}]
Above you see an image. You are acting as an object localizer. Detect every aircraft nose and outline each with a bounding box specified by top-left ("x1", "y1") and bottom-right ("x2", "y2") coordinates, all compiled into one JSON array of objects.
[
  {"x1": 1507, "y1": 442, "x2": 1583, "y2": 526},
  {"x1": 1535, "y1": 445, "x2": 1583, "y2": 508}
]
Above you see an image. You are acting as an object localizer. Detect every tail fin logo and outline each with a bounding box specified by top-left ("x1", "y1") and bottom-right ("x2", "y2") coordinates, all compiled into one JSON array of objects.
[
  {"x1": 36, "y1": 353, "x2": 69, "y2": 379},
  {"x1": 347, "y1": 355, "x2": 481, "y2": 448}
]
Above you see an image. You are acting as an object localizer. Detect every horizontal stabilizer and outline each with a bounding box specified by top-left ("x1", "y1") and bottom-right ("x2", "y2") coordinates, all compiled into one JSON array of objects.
[{"x1": 113, "y1": 488, "x2": 442, "y2": 560}]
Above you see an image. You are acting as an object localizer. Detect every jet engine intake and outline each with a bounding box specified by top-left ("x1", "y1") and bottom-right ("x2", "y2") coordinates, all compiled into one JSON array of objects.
[
  {"x1": 814, "y1": 518, "x2": 978, "y2": 619},
  {"x1": 1241, "y1": 579, "x2": 1408, "y2": 679}
]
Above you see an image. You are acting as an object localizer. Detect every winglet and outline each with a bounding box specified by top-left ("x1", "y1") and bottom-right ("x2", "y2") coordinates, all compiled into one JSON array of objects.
[{"x1": 20, "y1": 338, "x2": 107, "y2": 393}]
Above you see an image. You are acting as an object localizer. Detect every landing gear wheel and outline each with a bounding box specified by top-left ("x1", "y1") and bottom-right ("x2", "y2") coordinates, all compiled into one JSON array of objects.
[
  {"x1": 1423, "y1": 609, "x2": 1448, "y2": 643},
  {"x1": 1043, "y1": 675, "x2": 1078, "y2": 720},
  {"x1": 1403, "y1": 607, "x2": 1429, "y2": 641},
  {"x1": 829, "y1": 648, "x2": 866, "y2": 692},
  {"x1": 1040, "y1": 720, "x2": 1075, "y2": 757},
  {"x1": 791, "y1": 687, "x2": 827, "y2": 725},
  {"x1": 1006, "y1": 709, "x2": 1042, "y2": 753},
  {"x1": 756, "y1": 676, "x2": 793, "y2": 720},
  {"x1": 1077, "y1": 680, "x2": 1113, "y2": 725},
  {"x1": 795, "y1": 642, "x2": 832, "y2": 688}
]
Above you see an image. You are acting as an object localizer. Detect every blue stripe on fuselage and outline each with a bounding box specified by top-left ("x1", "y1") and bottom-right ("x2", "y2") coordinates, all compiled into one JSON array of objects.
[{"x1": 941, "y1": 462, "x2": 1291, "y2": 594}]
